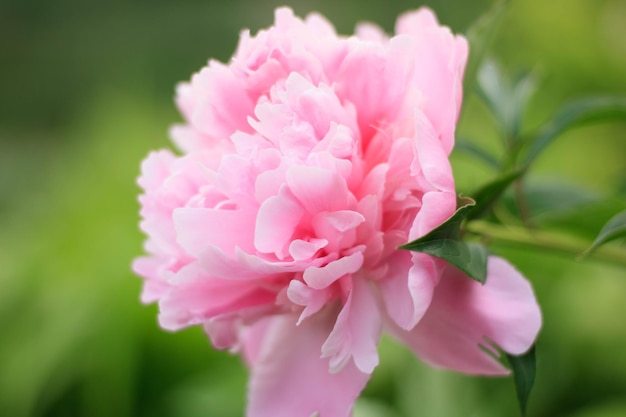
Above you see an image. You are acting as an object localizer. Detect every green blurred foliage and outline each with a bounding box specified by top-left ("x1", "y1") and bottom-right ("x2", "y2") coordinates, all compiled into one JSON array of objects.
[{"x1": 0, "y1": 0, "x2": 625, "y2": 416}]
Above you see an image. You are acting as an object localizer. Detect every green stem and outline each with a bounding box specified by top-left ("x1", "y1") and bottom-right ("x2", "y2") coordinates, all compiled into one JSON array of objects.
[{"x1": 466, "y1": 220, "x2": 626, "y2": 268}]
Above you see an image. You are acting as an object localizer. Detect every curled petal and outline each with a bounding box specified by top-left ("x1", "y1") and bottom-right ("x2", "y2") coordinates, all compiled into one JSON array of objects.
[
  {"x1": 321, "y1": 278, "x2": 382, "y2": 374},
  {"x1": 379, "y1": 251, "x2": 436, "y2": 330},
  {"x1": 247, "y1": 312, "x2": 370, "y2": 417},
  {"x1": 303, "y1": 251, "x2": 364, "y2": 290},
  {"x1": 158, "y1": 263, "x2": 277, "y2": 331},
  {"x1": 396, "y1": 8, "x2": 468, "y2": 155},
  {"x1": 287, "y1": 280, "x2": 333, "y2": 324},
  {"x1": 255, "y1": 187, "x2": 305, "y2": 258},
  {"x1": 393, "y1": 257, "x2": 542, "y2": 375}
]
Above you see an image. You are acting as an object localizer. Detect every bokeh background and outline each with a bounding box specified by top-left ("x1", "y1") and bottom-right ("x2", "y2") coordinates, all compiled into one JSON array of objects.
[{"x1": 1, "y1": 0, "x2": 625, "y2": 416}]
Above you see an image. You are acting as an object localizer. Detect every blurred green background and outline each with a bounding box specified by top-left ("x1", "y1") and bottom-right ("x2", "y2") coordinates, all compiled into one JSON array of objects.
[{"x1": 1, "y1": 0, "x2": 625, "y2": 416}]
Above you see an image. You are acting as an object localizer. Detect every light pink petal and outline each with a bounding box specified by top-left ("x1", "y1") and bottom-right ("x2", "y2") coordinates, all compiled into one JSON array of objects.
[
  {"x1": 378, "y1": 251, "x2": 436, "y2": 330},
  {"x1": 255, "y1": 187, "x2": 305, "y2": 258},
  {"x1": 312, "y1": 122, "x2": 359, "y2": 159},
  {"x1": 303, "y1": 251, "x2": 364, "y2": 289},
  {"x1": 355, "y1": 22, "x2": 388, "y2": 43},
  {"x1": 186, "y1": 61, "x2": 255, "y2": 140},
  {"x1": 132, "y1": 256, "x2": 172, "y2": 303},
  {"x1": 288, "y1": 238, "x2": 328, "y2": 261},
  {"x1": 198, "y1": 246, "x2": 328, "y2": 280},
  {"x1": 335, "y1": 35, "x2": 414, "y2": 140},
  {"x1": 247, "y1": 311, "x2": 370, "y2": 417},
  {"x1": 311, "y1": 211, "x2": 363, "y2": 253},
  {"x1": 396, "y1": 8, "x2": 468, "y2": 154},
  {"x1": 410, "y1": 190, "x2": 457, "y2": 240},
  {"x1": 286, "y1": 165, "x2": 350, "y2": 214},
  {"x1": 287, "y1": 280, "x2": 333, "y2": 324},
  {"x1": 321, "y1": 210, "x2": 365, "y2": 232},
  {"x1": 358, "y1": 163, "x2": 389, "y2": 199},
  {"x1": 284, "y1": 73, "x2": 356, "y2": 141},
  {"x1": 394, "y1": 257, "x2": 542, "y2": 375},
  {"x1": 139, "y1": 279, "x2": 172, "y2": 304},
  {"x1": 321, "y1": 278, "x2": 382, "y2": 373},
  {"x1": 412, "y1": 109, "x2": 455, "y2": 192},
  {"x1": 158, "y1": 264, "x2": 277, "y2": 331},
  {"x1": 203, "y1": 319, "x2": 240, "y2": 350},
  {"x1": 169, "y1": 125, "x2": 215, "y2": 153},
  {"x1": 137, "y1": 150, "x2": 177, "y2": 191},
  {"x1": 173, "y1": 207, "x2": 255, "y2": 257},
  {"x1": 240, "y1": 317, "x2": 273, "y2": 366}
]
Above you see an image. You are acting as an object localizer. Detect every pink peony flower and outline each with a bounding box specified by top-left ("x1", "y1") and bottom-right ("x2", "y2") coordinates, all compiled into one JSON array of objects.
[{"x1": 134, "y1": 7, "x2": 541, "y2": 417}]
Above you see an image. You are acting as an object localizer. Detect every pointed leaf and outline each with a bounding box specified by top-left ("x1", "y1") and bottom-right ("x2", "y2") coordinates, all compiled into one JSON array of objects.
[
  {"x1": 463, "y1": 0, "x2": 513, "y2": 94},
  {"x1": 455, "y1": 138, "x2": 501, "y2": 170},
  {"x1": 524, "y1": 96, "x2": 626, "y2": 165},
  {"x1": 400, "y1": 197, "x2": 488, "y2": 283},
  {"x1": 466, "y1": 169, "x2": 525, "y2": 221},
  {"x1": 509, "y1": 70, "x2": 538, "y2": 140},
  {"x1": 476, "y1": 59, "x2": 511, "y2": 135},
  {"x1": 402, "y1": 240, "x2": 488, "y2": 283},
  {"x1": 506, "y1": 345, "x2": 537, "y2": 416},
  {"x1": 583, "y1": 209, "x2": 626, "y2": 255},
  {"x1": 476, "y1": 60, "x2": 537, "y2": 144}
]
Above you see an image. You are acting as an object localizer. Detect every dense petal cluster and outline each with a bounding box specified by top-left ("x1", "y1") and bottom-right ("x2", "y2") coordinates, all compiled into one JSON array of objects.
[{"x1": 134, "y1": 8, "x2": 541, "y2": 417}]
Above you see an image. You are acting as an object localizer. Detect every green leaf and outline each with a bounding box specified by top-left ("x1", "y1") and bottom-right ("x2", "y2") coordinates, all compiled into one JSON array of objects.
[
  {"x1": 506, "y1": 345, "x2": 537, "y2": 416},
  {"x1": 476, "y1": 60, "x2": 537, "y2": 145},
  {"x1": 523, "y1": 96, "x2": 626, "y2": 165},
  {"x1": 466, "y1": 169, "x2": 525, "y2": 221},
  {"x1": 463, "y1": 0, "x2": 512, "y2": 95},
  {"x1": 499, "y1": 180, "x2": 609, "y2": 231},
  {"x1": 509, "y1": 69, "x2": 538, "y2": 140},
  {"x1": 454, "y1": 138, "x2": 501, "y2": 170},
  {"x1": 402, "y1": 239, "x2": 488, "y2": 283},
  {"x1": 402, "y1": 196, "x2": 476, "y2": 243},
  {"x1": 400, "y1": 197, "x2": 489, "y2": 283},
  {"x1": 583, "y1": 209, "x2": 626, "y2": 255}
]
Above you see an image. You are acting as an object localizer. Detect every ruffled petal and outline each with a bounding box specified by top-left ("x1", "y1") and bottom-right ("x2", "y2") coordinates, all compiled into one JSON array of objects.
[
  {"x1": 393, "y1": 257, "x2": 541, "y2": 375},
  {"x1": 378, "y1": 251, "x2": 436, "y2": 330},
  {"x1": 247, "y1": 311, "x2": 370, "y2": 417},
  {"x1": 395, "y1": 8, "x2": 468, "y2": 155},
  {"x1": 158, "y1": 263, "x2": 277, "y2": 331},
  {"x1": 173, "y1": 207, "x2": 256, "y2": 257},
  {"x1": 303, "y1": 251, "x2": 364, "y2": 290},
  {"x1": 321, "y1": 278, "x2": 382, "y2": 373}
]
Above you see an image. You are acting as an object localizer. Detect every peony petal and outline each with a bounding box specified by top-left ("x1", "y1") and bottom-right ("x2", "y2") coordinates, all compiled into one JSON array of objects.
[
  {"x1": 187, "y1": 61, "x2": 255, "y2": 140},
  {"x1": 240, "y1": 317, "x2": 273, "y2": 366},
  {"x1": 320, "y1": 210, "x2": 365, "y2": 232},
  {"x1": 132, "y1": 256, "x2": 173, "y2": 303},
  {"x1": 137, "y1": 150, "x2": 177, "y2": 191},
  {"x1": 412, "y1": 109, "x2": 455, "y2": 192},
  {"x1": 396, "y1": 8, "x2": 468, "y2": 154},
  {"x1": 203, "y1": 319, "x2": 240, "y2": 350},
  {"x1": 378, "y1": 251, "x2": 436, "y2": 330},
  {"x1": 394, "y1": 257, "x2": 542, "y2": 375},
  {"x1": 198, "y1": 245, "x2": 328, "y2": 280},
  {"x1": 255, "y1": 186, "x2": 305, "y2": 258},
  {"x1": 355, "y1": 22, "x2": 388, "y2": 43},
  {"x1": 173, "y1": 207, "x2": 255, "y2": 257},
  {"x1": 158, "y1": 263, "x2": 277, "y2": 331},
  {"x1": 286, "y1": 165, "x2": 350, "y2": 214},
  {"x1": 303, "y1": 251, "x2": 364, "y2": 290},
  {"x1": 247, "y1": 311, "x2": 370, "y2": 417},
  {"x1": 288, "y1": 238, "x2": 329, "y2": 261},
  {"x1": 409, "y1": 189, "x2": 457, "y2": 240},
  {"x1": 287, "y1": 279, "x2": 333, "y2": 324},
  {"x1": 321, "y1": 278, "x2": 382, "y2": 373}
]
